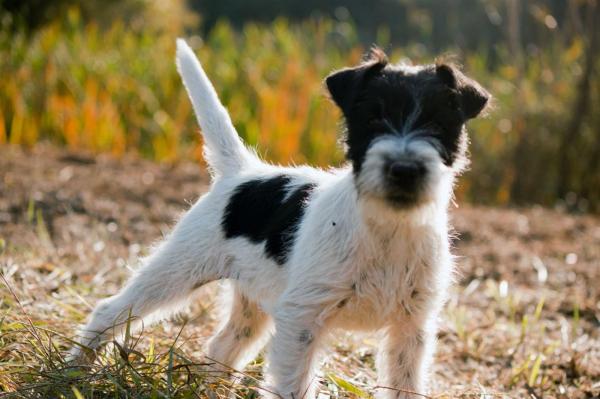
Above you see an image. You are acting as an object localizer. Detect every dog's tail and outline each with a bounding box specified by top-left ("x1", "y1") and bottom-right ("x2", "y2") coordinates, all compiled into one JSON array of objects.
[{"x1": 176, "y1": 39, "x2": 257, "y2": 176}]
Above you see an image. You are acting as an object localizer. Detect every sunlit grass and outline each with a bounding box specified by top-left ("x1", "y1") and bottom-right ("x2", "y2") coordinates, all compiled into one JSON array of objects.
[
  {"x1": 1, "y1": 146, "x2": 599, "y2": 398},
  {"x1": 2, "y1": 250, "x2": 589, "y2": 399}
]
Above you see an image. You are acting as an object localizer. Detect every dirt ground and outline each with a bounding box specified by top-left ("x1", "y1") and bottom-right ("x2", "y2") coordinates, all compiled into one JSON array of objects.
[{"x1": 1, "y1": 144, "x2": 599, "y2": 398}]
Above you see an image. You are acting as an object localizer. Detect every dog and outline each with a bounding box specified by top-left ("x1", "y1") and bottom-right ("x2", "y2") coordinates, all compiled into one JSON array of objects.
[{"x1": 69, "y1": 39, "x2": 490, "y2": 399}]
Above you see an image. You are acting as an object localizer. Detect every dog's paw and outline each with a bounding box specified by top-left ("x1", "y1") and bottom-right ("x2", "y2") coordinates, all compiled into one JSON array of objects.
[{"x1": 65, "y1": 344, "x2": 97, "y2": 367}]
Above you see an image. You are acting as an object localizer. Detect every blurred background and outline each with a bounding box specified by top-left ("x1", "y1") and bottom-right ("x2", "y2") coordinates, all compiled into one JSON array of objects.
[
  {"x1": 1, "y1": 0, "x2": 599, "y2": 211},
  {"x1": 1, "y1": 3, "x2": 599, "y2": 397}
]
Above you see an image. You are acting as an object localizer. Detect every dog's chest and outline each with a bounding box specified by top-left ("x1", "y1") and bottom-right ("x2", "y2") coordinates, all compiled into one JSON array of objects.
[{"x1": 335, "y1": 223, "x2": 446, "y2": 329}]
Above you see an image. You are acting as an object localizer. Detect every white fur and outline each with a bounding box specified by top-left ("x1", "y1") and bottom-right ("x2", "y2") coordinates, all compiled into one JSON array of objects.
[
  {"x1": 70, "y1": 40, "x2": 458, "y2": 399},
  {"x1": 175, "y1": 39, "x2": 260, "y2": 177},
  {"x1": 355, "y1": 133, "x2": 453, "y2": 206}
]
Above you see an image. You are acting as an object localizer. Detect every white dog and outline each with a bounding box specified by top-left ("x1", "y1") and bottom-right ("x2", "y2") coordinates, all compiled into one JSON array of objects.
[{"x1": 70, "y1": 39, "x2": 490, "y2": 398}]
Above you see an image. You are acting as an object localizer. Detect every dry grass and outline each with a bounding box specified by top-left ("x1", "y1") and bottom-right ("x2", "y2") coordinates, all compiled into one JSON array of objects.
[{"x1": 1, "y1": 145, "x2": 599, "y2": 398}]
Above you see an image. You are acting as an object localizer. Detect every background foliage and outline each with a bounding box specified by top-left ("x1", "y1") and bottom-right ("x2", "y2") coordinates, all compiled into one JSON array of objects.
[{"x1": 0, "y1": 0, "x2": 598, "y2": 210}]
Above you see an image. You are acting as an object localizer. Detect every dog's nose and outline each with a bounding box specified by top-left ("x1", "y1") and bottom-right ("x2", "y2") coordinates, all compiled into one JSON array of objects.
[{"x1": 387, "y1": 161, "x2": 425, "y2": 185}]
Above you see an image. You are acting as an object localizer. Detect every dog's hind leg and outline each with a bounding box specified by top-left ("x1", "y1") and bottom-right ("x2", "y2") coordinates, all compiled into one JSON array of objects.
[
  {"x1": 68, "y1": 233, "x2": 220, "y2": 363},
  {"x1": 204, "y1": 283, "x2": 272, "y2": 375}
]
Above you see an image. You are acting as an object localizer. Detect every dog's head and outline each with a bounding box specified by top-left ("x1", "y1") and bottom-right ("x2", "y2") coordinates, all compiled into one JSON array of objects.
[{"x1": 326, "y1": 48, "x2": 490, "y2": 208}]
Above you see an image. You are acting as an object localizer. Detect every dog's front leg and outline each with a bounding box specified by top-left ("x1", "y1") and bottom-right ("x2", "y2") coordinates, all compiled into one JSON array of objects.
[
  {"x1": 375, "y1": 319, "x2": 436, "y2": 399},
  {"x1": 265, "y1": 298, "x2": 332, "y2": 399}
]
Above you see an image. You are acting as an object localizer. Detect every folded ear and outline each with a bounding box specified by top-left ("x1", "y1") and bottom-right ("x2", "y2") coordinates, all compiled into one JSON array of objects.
[
  {"x1": 435, "y1": 63, "x2": 458, "y2": 88},
  {"x1": 436, "y1": 63, "x2": 490, "y2": 119},
  {"x1": 459, "y1": 79, "x2": 490, "y2": 119},
  {"x1": 325, "y1": 46, "x2": 388, "y2": 115}
]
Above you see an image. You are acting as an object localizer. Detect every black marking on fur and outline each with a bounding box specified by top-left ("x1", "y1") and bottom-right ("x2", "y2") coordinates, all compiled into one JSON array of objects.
[
  {"x1": 240, "y1": 296, "x2": 253, "y2": 319},
  {"x1": 397, "y1": 353, "x2": 404, "y2": 366},
  {"x1": 242, "y1": 304, "x2": 252, "y2": 320},
  {"x1": 337, "y1": 297, "x2": 349, "y2": 308},
  {"x1": 332, "y1": 221, "x2": 336, "y2": 226},
  {"x1": 242, "y1": 326, "x2": 252, "y2": 338},
  {"x1": 224, "y1": 255, "x2": 235, "y2": 270},
  {"x1": 298, "y1": 329, "x2": 313, "y2": 345},
  {"x1": 222, "y1": 175, "x2": 316, "y2": 265},
  {"x1": 218, "y1": 255, "x2": 236, "y2": 279}
]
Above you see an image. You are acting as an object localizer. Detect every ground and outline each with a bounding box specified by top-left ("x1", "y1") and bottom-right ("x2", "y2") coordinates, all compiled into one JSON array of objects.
[{"x1": 1, "y1": 145, "x2": 599, "y2": 398}]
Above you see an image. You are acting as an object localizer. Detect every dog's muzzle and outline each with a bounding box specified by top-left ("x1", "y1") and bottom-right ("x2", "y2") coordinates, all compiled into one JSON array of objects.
[{"x1": 384, "y1": 159, "x2": 427, "y2": 204}]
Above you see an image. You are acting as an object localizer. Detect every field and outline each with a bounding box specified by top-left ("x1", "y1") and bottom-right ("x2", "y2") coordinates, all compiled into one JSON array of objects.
[{"x1": 1, "y1": 144, "x2": 599, "y2": 398}]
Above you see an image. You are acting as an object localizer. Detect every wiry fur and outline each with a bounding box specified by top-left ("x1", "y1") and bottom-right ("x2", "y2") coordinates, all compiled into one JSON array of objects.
[
  {"x1": 69, "y1": 40, "x2": 490, "y2": 399},
  {"x1": 175, "y1": 39, "x2": 259, "y2": 176}
]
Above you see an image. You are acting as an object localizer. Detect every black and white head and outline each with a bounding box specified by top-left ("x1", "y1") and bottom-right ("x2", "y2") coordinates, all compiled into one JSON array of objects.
[{"x1": 326, "y1": 47, "x2": 490, "y2": 208}]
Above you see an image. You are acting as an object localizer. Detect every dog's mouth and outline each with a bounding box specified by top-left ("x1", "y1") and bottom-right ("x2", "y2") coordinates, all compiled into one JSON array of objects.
[
  {"x1": 385, "y1": 190, "x2": 422, "y2": 207},
  {"x1": 384, "y1": 174, "x2": 427, "y2": 207},
  {"x1": 354, "y1": 174, "x2": 428, "y2": 208}
]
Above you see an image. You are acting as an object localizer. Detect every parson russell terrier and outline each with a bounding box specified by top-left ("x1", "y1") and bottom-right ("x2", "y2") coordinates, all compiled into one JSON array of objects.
[{"x1": 69, "y1": 39, "x2": 490, "y2": 398}]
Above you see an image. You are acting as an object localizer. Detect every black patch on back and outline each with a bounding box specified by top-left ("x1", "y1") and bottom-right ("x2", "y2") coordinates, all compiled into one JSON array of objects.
[{"x1": 222, "y1": 175, "x2": 316, "y2": 265}]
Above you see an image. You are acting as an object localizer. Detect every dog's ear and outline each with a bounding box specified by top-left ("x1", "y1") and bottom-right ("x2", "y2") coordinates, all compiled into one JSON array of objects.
[
  {"x1": 326, "y1": 46, "x2": 388, "y2": 115},
  {"x1": 435, "y1": 64, "x2": 458, "y2": 88},
  {"x1": 362, "y1": 45, "x2": 388, "y2": 64},
  {"x1": 436, "y1": 63, "x2": 490, "y2": 119},
  {"x1": 459, "y1": 79, "x2": 490, "y2": 119}
]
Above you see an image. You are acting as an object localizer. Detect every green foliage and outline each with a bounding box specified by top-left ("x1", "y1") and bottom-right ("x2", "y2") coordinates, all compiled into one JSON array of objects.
[
  {"x1": 0, "y1": 10, "x2": 358, "y2": 167},
  {"x1": 464, "y1": 40, "x2": 600, "y2": 209}
]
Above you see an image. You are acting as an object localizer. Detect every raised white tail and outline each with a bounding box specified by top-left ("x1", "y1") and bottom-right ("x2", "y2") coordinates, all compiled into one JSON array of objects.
[{"x1": 176, "y1": 39, "x2": 256, "y2": 176}]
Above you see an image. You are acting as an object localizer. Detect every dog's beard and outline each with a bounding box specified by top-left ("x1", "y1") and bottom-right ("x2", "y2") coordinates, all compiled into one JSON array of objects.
[{"x1": 354, "y1": 136, "x2": 452, "y2": 209}]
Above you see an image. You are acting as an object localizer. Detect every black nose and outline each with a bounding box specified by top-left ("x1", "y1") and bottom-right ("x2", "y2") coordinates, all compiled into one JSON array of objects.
[{"x1": 387, "y1": 161, "x2": 426, "y2": 185}]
